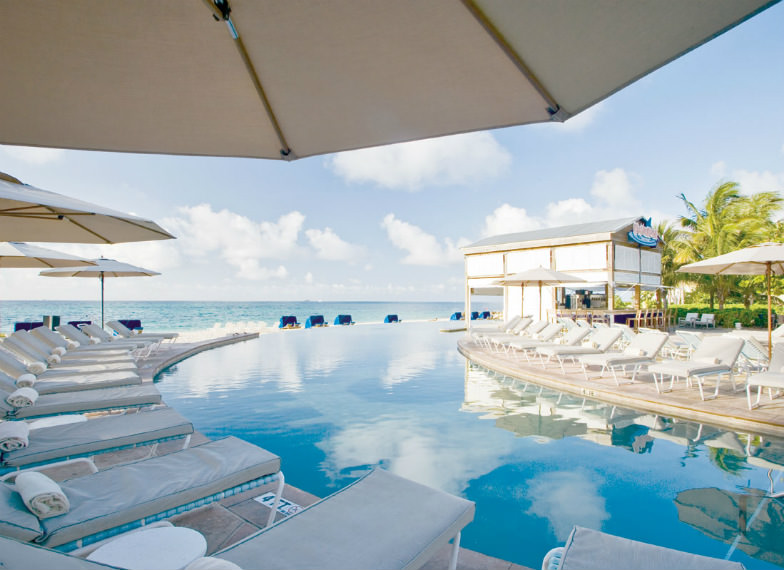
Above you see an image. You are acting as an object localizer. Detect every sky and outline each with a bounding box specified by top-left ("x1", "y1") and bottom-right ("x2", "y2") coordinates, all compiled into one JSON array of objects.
[{"x1": 1, "y1": 4, "x2": 783, "y2": 303}]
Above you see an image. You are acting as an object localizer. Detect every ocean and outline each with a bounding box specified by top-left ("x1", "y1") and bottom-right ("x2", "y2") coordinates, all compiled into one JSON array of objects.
[{"x1": 0, "y1": 299, "x2": 502, "y2": 335}]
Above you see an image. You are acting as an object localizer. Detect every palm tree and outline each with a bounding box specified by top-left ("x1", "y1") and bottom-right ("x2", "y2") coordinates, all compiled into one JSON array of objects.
[{"x1": 675, "y1": 183, "x2": 782, "y2": 309}]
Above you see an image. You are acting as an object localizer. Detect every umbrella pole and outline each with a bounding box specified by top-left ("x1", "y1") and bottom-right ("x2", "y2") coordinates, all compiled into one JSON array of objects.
[
  {"x1": 100, "y1": 272, "x2": 105, "y2": 328},
  {"x1": 768, "y1": 263, "x2": 772, "y2": 360},
  {"x1": 538, "y1": 281, "x2": 542, "y2": 321}
]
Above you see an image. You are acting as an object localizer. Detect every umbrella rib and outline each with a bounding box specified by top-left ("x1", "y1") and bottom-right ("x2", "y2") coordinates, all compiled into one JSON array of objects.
[
  {"x1": 203, "y1": 0, "x2": 294, "y2": 159},
  {"x1": 459, "y1": 0, "x2": 568, "y2": 121}
]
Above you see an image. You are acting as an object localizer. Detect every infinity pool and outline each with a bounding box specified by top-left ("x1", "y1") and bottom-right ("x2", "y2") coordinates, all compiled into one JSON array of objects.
[{"x1": 156, "y1": 321, "x2": 784, "y2": 569}]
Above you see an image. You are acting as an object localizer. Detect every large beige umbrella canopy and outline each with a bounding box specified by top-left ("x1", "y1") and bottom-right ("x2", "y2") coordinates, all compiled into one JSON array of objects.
[
  {"x1": 678, "y1": 242, "x2": 784, "y2": 358},
  {"x1": 40, "y1": 258, "x2": 161, "y2": 327},
  {"x1": 495, "y1": 266, "x2": 585, "y2": 320},
  {"x1": 0, "y1": 173, "x2": 175, "y2": 244},
  {"x1": 0, "y1": 1, "x2": 775, "y2": 160}
]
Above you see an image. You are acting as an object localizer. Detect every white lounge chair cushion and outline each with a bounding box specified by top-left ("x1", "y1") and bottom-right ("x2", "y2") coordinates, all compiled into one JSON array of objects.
[
  {"x1": 213, "y1": 468, "x2": 475, "y2": 570},
  {"x1": 0, "y1": 484, "x2": 44, "y2": 541},
  {"x1": 624, "y1": 347, "x2": 646, "y2": 356},
  {"x1": 746, "y1": 371, "x2": 784, "y2": 389},
  {"x1": 557, "y1": 526, "x2": 744, "y2": 569},
  {"x1": 15, "y1": 373, "x2": 36, "y2": 388},
  {"x1": 15, "y1": 471, "x2": 70, "y2": 519},
  {"x1": 647, "y1": 361, "x2": 729, "y2": 377},
  {"x1": 694, "y1": 356, "x2": 721, "y2": 365}
]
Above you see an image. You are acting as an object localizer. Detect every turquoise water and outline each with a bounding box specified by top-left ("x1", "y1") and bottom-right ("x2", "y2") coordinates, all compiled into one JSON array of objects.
[
  {"x1": 0, "y1": 300, "x2": 499, "y2": 335},
  {"x1": 156, "y1": 320, "x2": 784, "y2": 570}
]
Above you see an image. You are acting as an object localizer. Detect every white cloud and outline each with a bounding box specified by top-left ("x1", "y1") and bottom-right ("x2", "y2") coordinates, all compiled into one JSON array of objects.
[
  {"x1": 481, "y1": 204, "x2": 543, "y2": 237},
  {"x1": 733, "y1": 169, "x2": 784, "y2": 195},
  {"x1": 162, "y1": 204, "x2": 303, "y2": 281},
  {"x1": 327, "y1": 131, "x2": 511, "y2": 191},
  {"x1": 304, "y1": 272, "x2": 314, "y2": 284},
  {"x1": 381, "y1": 214, "x2": 465, "y2": 265},
  {"x1": 1, "y1": 145, "x2": 66, "y2": 164},
  {"x1": 305, "y1": 227, "x2": 365, "y2": 261},
  {"x1": 526, "y1": 470, "x2": 610, "y2": 540},
  {"x1": 590, "y1": 168, "x2": 635, "y2": 205},
  {"x1": 711, "y1": 161, "x2": 727, "y2": 177},
  {"x1": 557, "y1": 102, "x2": 604, "y2": 132}
]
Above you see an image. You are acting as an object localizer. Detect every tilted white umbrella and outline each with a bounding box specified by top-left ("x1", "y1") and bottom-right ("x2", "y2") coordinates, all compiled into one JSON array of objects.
[
  {"x1": 0, "y1": 1, "x2": 774, "y2": 160},
  {"x1": 0, "y1": 173, "x2": 175, "y2": 244},
  {"x1": 495, "y1": 266, "x2": 585, "y2": 320},
  {"x1": 40, "y1": 258, "x2": 160, "y2": 327},
  {"x1": 678, "y1": 242, "x2": 784, "y2": 357},
  {"x1": 0, "y1": 242, "x2": 96, "y2": 269}
]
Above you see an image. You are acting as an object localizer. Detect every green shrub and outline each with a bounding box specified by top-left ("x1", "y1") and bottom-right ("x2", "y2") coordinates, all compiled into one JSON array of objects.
[{"x1": 670, "y1": 304, "x2": 773, "y2": 328}]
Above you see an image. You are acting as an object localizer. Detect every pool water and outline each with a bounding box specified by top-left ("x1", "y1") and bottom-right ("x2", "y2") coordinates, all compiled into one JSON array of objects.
[{"x1": 156, "y1": 321, "x2": 784, "y2": 569}]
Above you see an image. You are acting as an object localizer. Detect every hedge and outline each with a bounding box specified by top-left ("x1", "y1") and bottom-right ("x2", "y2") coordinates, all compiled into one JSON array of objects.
[{"x1": 670, "y1": 305, "x2": 774, "y2": 328}]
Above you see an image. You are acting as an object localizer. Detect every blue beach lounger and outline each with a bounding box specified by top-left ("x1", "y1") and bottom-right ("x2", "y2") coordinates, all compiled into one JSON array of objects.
[
  {"x1": 384, "y1": 314, "x2": 399, "y2": 323},
  {"x1": 479, "y1": 311, "x2": 491, "y2": 319},
  {"x1": 304, "y1": 315, "x2": 326, "y2": 328},
  {"x1": 0, "y1": 436, "x2": 283, "y2": 550},
  {"x1": 450, "y1": 312, "x2": 463, "y2": 320},
  {"x1": 470, "y1": 311, "x2": 480, "y2": 320},
  {"x1": 278, "y1": 316, "x2": 301, "y2": 329},
  {"x1": 334, "y1": 314, "x2": 354, "y2": 325}
]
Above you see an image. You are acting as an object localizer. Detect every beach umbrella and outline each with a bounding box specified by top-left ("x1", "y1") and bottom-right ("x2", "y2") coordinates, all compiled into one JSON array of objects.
[
  {"x1": 0, "y1": 242, "x2": 96, "y2": 269},
  {"x1": 675, "y1": 487, "x2": 784, "y2": 567},
  {"x1": 677, "y1": 242, "x2": 784, "y2": 358},
  {"x1": 0, "y1": 242, "x2": 96, "y2": 332},
  {"x1": 0, "y1": 1, "x2": 774, "y2": 160},
  {"x1": 0, "y1": 173, "x2": 175, "y2": 244},
  {"x1": 495, "y1": 266, "x2": 585, "y2": 320},
  {"x1": 40, "y1": 258, "x2": 160, "y2": 327}
]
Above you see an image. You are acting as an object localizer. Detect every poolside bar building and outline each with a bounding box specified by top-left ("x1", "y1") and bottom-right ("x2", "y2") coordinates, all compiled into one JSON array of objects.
[{"x1": 460, "y1": 217, "x2": 663, "y2": 323}]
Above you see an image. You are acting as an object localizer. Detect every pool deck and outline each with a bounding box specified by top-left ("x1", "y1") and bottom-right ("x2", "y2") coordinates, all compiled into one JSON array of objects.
[
  {"x1": 39, "y1": 331, "x2": 529, "y2": 570},
  {"x1": 458, "y1": 326, "x2": 784, "y2": 440}
]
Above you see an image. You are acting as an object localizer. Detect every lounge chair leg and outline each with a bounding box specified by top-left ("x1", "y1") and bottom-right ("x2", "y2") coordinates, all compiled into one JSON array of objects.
[
  {"x1": 266, "y1": 471, "x2": 286, "y2": 527},
  {"x1": 448, "y1": 531, "x2": 462, "y2": 570}
]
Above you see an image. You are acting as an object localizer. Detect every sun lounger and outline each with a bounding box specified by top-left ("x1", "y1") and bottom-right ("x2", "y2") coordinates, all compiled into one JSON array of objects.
[
  {"x1": 278, "y1": 315, "x2": 301, "y2": 329},
  {"x1": 7, "y1": 330, "x2": 135, "y2": 365},
  {"x1": 507, "y1": 325, "x2": 591, "y2": 361},
  {"x1": 693, "y1": 313, "x2": 716, "y2": 328},
  {"x1": 542, "y1": 526, "x2": 744, "y2": 570},
  {"x1": 105, "y1": 320, "x2": 177, "y2": 340},
  {"x1": 56, "y1": 325, "x2": 148, "y2": 350},
  {"x1": 0, "y1": 535, "x2": 116, "y2": 569},
  {"x1": 0, "y1": 368, "x2": 141, "y2": 395},
  {"x1": 745, "y1": 343, "x2": 784, "y2": 410},
  {"x1": 78, "y1": 324, "x2": 151, "y2": 349},
  {"x1": 580, "y1": 332, "x2": 669, "y2": 384},
  {"x1": 493, "y1": 322, "x2": 562, "y2": 353},
  {"x1": 647, "y1": 335, "x2": 744, "y2": 400},
  {"x1": 210, "y1": 468, "x2": 474, "y2": 570},
  {"x1": 31, "y1": 326, "x2": 136, "y2": 355},
  {"x1": 0, "y1": 407, "x2": 193, "y2": 472},
  {"x1": 0, "y1": 436, "x2": 283, "y2": 550},
  {"x1": 384, "y1": 314, "x2": 400, "y2": 323},
  {"x1": 304, "y1": 315, "x2": 327, "y2": 328},
  {"x1": 536, "y1": 328, "x2": 623, "y2": 373},
  {"x1": 471, "y1": 317, "x2": 531, "y2": 348},
  {"x1": 677, "y1": 312, "x2": 698, "y2": 328},
  {"x1": 1, "y1": 384, "x2": 162, "y2": 419},
  {"x1": 0, "y1": 346, "x2": 138, "y2": 381}
]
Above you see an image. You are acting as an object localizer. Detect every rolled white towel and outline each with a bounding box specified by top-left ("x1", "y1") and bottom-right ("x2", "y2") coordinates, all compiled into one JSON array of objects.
[
  {"x1": 6, "y1": 387, "x2": 39, "y2": 408},
  {"x1": 185, "y1": 557, "x2": 242, "y2": 570},
  {"x1": 46, "y1": 354, "x2": 62, "y2": 365},
  {"x1": 14, "y1": 471, "x2": 70, "y2": 519},
  {"x1": 15, "y1": 373, "x2": 36, "y2": 388},
  {"x1": 27, "y1": 361, "x2": 47, "y2": 375},
  {"x1": 0, "y1": 421, "x2": 30, "y2": 451},
  {"x1": 51, "y1": 346, "x2": 67, "y2": 356},
  {"x1": 66, "y1": 340, "x2": 80, "y2": 350},
  {"x1": 89, "y1": 338, "x2": 101, "y2": 345}
]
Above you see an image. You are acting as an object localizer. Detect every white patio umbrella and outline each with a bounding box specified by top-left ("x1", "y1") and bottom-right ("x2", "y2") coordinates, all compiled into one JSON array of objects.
[
  {"x1": 0, "y1": 1, "x2": 773, "y2": 160},
  {"x1": 495, "y1": 266, "x2": 585, "y2": 320},
  {"x1": 0, "y1": 242, "x2": 96, "y2": 332},
  {"x1": 678, "y1": 242, "x2": 784, "y2": 358},
  {"x1": 0, "y1": 173, "x2": 175, "y2": 244},
  {"x1": 40, "y1": 258, "x2": 160, "y2": 327}
]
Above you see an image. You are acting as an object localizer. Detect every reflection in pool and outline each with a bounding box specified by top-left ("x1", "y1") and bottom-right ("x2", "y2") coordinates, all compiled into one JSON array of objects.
[{"x1": 156, "y1": 321, "x2": 784, "y2": 569}]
